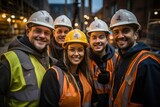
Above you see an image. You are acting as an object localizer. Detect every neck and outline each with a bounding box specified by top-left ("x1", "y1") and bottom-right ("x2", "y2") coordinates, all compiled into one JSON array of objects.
[
  {"x1": 70, "y1": 64, "x2": 78, "y2": 74},
  {"x1": 95, "y1": 50, "x2": 106, "y2": 58},
  {"x1": 121, "y1": 42, "x2": 137, "y2": 54}
]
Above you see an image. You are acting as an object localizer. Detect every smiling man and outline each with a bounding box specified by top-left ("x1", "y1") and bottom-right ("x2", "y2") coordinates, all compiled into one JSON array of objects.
[
  {"x1": 48, "y1": 15, "x2": 72, "y2": 60},
  {"x1": 109, "y1": 9, "x2": 160, "y2": 107},
  {"x1": 87, "y1": 19, "x2": 118, "y2": 107},
  {"x1": 0, "y1": 10, "x2": 57, "y2": 107}
]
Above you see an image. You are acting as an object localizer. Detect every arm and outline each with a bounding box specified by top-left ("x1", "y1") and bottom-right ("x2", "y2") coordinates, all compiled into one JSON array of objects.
[
  {"x1": 131, "y1": 58, "x2": 160, "y2": 107},
  {"x1": 0, "y1": 57, "x2": 10, "y2": 107},
  {"x1": 39, "y1": 68, "x2": 60, "y2": 107}
]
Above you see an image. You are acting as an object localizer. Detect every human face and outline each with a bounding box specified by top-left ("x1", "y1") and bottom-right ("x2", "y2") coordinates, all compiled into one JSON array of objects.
[
  {"x1": 89, "y1": 31, "x2": 108, "y2": 55},
  {"x1": 67, "y1": 43, "x2": 85, "y2": 65},
  {"x1": 112, "y1": 25, "x2": 138, "y2": 53},
  {"x1": 27, "y1": 26, "x2": 51, "y2": 52},
  {"x1": 54, "y1": 26, "x2": 70, "y2": 45}
]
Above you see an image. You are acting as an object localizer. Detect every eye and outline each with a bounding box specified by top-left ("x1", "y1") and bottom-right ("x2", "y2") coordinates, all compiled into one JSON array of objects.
[
  {"x1": 57, "y1": 30, "x2": 62, "y2": 34},
  {"x1": 68, "y1": 47, "x2": 84, "y2": 53},
  {"x1": 91, "y1": 35, "x2": 96, "y2": 40},
  {"x1": 77, "y1": 48, "x2": 84, "y2": 52},
  {"x1": 64, "y1": 30, "x2": 69, "y2": 34},
  {"x1": 34, "y1": 29, "x2": 42, "y2": 33},
  {"x1": 44, "y1": 31, "x2": 51, "y2": 36},
  {"x1": 68, "y1": 48, "x2": 75, "y2": 52},
  {"x1": 112, "y1": 30, "x2": 119, "y2": 35},
  {"x1": 99, "y1": 35, "x2": 105, "y2": 39},
  {"x1": 122, "y1": 28, "x2": 131, "y2": 34}
]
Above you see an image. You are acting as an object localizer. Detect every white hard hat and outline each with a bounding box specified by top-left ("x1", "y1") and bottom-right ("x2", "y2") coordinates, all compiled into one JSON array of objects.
[
  {"x1": 27, "y1": 10, "x2": 54, "y2": 30},
  {"x1": 87, "y1": 19, "x2": 109, "y2": 35},
  {"x1": 54, "y1": 15, "x2": 72, "y2": 29},
  {"x1": 110, "y1": 9, "x2": 141, "y2": 30}
]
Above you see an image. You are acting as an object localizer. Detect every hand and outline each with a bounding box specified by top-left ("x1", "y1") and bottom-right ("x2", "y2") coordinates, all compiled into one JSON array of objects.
[{"x1": 97, "y1": 72, "x2": 110, "y2": 85}]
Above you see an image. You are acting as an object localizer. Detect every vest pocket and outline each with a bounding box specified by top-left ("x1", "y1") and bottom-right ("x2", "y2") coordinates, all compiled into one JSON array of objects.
[{"x1": 21, "y1": 62, "x2": 36, "y2": 86}]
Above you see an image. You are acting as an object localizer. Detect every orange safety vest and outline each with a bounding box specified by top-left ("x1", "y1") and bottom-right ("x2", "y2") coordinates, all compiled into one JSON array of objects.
[
  {"x1": 90, "y1": 53, "x2": 117, "y2": 94},
  {"x1": 109, "y1": 50, "x2": 160, "y2": 107},
  {"x1": 51, "y1": 66, "x2": 92, "y2": 107}
]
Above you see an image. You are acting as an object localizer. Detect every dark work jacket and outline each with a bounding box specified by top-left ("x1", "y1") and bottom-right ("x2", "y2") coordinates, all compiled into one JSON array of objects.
[
  {"x1": 89, "y1": 45, "x2": 117, "y2": 107},
  {"x1": 0, "y1": 35, "x2": 57, "y2": 107},
  {"x1": 113, "y1": 42, "x2": 160, "y2": 107}
]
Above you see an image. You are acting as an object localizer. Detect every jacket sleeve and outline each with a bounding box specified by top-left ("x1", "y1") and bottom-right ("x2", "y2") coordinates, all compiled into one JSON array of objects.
[
  {"x1": 131, "y1": 57, "x2": 160, "y2": 107},
  {"x1": 0, "y1": 56, "x2": 10, "y2": 107},
  {"x1": 39, "y1": 68, "x2": 60, "y2": 107}
]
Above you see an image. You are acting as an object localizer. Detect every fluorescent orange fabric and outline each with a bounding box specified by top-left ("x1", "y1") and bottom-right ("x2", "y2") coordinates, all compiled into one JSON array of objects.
[
  {"x1": 90, "y1": 53, "x2": 117, "y2": 94},
  {"x1": 110, "y1": 50, "x2": 160, "y2": 107},
  {"x1": 51, "y1": 66, "x2": 92, "y2": 107}
]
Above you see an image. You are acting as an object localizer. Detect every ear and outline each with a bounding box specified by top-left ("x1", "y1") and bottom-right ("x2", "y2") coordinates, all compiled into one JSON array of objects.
[
  {"x1": 26, "y1": 28, "x2": 30, "y2": 37},
  {"x1": 134, "y1": 32, "x2": 139, "y2": 40}
]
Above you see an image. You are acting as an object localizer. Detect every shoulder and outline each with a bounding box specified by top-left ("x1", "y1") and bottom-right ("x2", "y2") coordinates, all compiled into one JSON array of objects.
[
  {"x1": 44, "y1": 67, "x2": 58, "y2": 79},
  {"x1": 139, "y1": 51, "x2": 160, "y2": 65},
  {"x1": 136, "y1": 57, "x2": 160, "y2": 82},
  {"x1": 139, "y1": 56, "x2": 160, "y2": 67},
  {"x1": 137, "y1": 53, "x2": 160, "y2": 74},
  {"x1": 1, "y1": 51, "x2": 17, "y2": 68},
  {"x1": 46, "y1": 65, "x2": 64, "y2": 79},
  {"x1": 49, "y1": 56, "x2": 58, "y2": 66}
]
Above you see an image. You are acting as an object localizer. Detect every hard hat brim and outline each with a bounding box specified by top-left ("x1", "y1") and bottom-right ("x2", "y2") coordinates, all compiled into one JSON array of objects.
[
  {"x1": 87, "y1": 30, "x2": 110, "y2": 37},
  {"x1": 110, "y1": 21, "x2": 141, "y2": 30},
  {"x1": 27, "y1": 21, "x2": 54, "y2": 30},
  {"x1": 55, "y1": 24, "x2": 72, "y2": 30},
  {"x1": 62, "y1": 41, "x2": 89, "y2": 49}
]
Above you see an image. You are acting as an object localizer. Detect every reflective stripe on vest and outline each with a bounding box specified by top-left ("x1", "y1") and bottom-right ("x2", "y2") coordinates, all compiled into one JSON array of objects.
[
  {"x1": 51, "y1": 66, "x2": 64, "y2": 97},
  {"x1": 111, "y1": 50, "x2": 160, "y2": 107},
  {"x1": 51, "y1": 66, "x2": 92, "y2": 107},
  {"x1": 91, "y1": 53, "x2": 117, "y2": 94},
  {"x1": 4, "y1": 51, "x2": 46, "y2": 107}
]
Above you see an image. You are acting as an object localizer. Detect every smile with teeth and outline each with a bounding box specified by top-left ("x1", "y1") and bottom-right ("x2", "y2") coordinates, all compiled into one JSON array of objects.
[
  {"x1": 36, "y1": 39, "x2": 46, "y2": 43},
  {"x1": 116, "y1": 37, "x2": 127, "y2": 42},
  {"x1": 72, "y1": 56, "x2": 80, "y2": 61},
  {"x1": 59, "y1": 36, "x2": 65, "y2": 39},
  {"x1": 95, "y1": 42, "x2": 102, "y2": 46}
]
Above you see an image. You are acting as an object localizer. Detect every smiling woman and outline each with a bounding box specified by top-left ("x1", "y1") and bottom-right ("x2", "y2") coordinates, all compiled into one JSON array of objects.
[
  {"x1": 63, "y1": 29, "x2": 88, "y2": 66},
  {"x1": 39, "y1": 29, "x2": 93, "y2": 107},
  {"x1": 67, "y1": 43, "x2": 85, "y2": 65}
]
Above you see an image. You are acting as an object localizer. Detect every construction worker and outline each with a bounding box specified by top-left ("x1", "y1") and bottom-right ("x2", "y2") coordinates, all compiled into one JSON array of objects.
[
  {"x1": 48, "y1": 15, "x2": 72, "y2": 60},
  {"x1": 87, "y1": 19, "x2": 118, "y2": 107},
  {"x1": 39, "y1": 29, "x2": 93, "y2": 107},
  {"x1": 109, "y1": 9, "x2": 160, "y2": 107},
  {"x1": 0, "y1": 10, "x2": 57, "y2": 107}
]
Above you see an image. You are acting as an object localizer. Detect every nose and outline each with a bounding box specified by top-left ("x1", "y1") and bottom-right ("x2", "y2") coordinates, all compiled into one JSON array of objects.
[
  {"x1": 116, "y1": 31, "x2": 125, "y2": 40},
  {"x1": 118, "y1": 31, "x2": 124, "y2": 37},
  {"x1": 115, "y1": 31, "x2": 126, "y2": 42},
  {"x1": 74, "y1": 50, "x2": 79, "y2": 55},
  {"x1": 61, "y1": 32, "x2": 66, "y2": 36},
  {"x1": 95, "y1": 37, "x2": 100, "y2": 42},
  {"x1": 39, "y1": 32, "x2": 46, "y2": 38}
]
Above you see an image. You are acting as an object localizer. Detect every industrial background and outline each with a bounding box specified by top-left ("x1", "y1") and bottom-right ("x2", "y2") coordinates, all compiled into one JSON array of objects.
[{"x1": 0, "y1": 0, "x2": 160, "y2": 55}]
